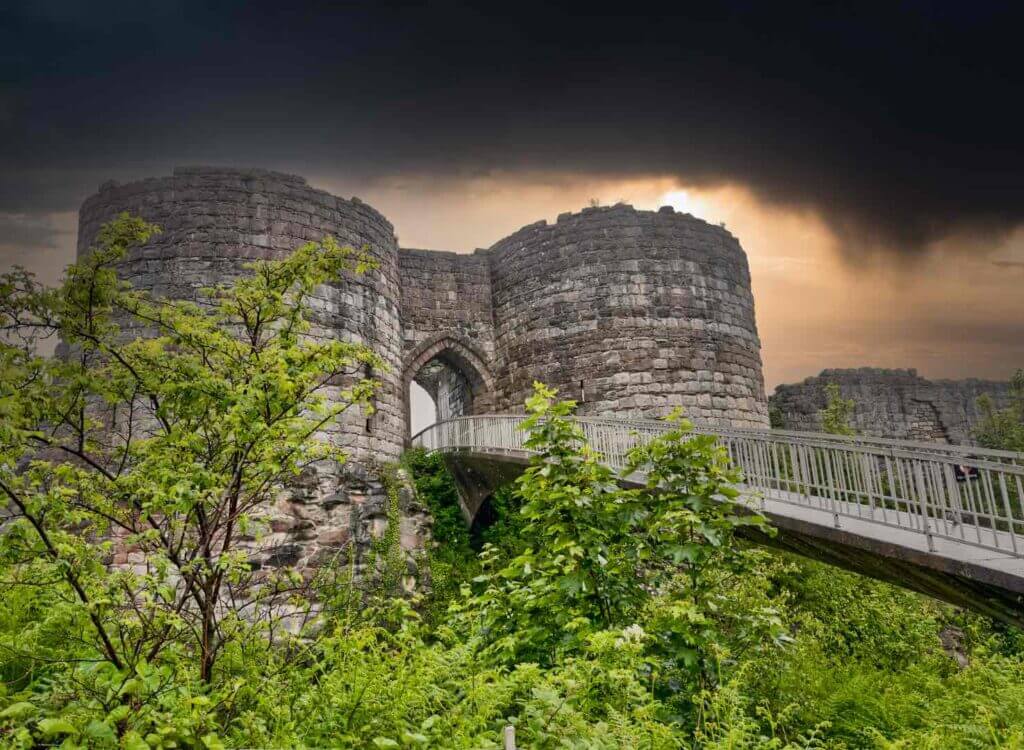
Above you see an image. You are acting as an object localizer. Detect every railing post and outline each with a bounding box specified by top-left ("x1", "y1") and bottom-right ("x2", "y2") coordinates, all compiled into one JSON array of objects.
[
  {"x1": 821, "y1": 445, "x2": 841, "y2": 528},
  {"x1": 998, "y1": 473, "x2": 1020, "y2": 556},
  {"x1": 913, "y1": 459, "x2": 937, "y2": 552}
]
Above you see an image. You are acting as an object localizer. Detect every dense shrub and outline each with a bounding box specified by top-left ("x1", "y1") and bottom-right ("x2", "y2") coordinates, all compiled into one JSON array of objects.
[{"x1": 974, "y1": 369, "x2": 1024, "y2": 452}]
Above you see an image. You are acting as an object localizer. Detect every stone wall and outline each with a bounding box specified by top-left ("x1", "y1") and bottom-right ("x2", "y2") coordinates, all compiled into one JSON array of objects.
[
  {"x1": 255, "y1": 464, "x2": 431, "y2": 586},
  {"x1": 397, "y1": 248, "x2": 496, "y2": 365},
  {"x1": 488, "y1": 204, "x2": 769, "y2": 427},
  {"x1": 80, "y1": 173, "x2": 770, "y2": 436},
  {"x1": 76, "y1": 167, "x2": 773, "y2": 578},
  {"x1": 771, "y1": 368, "x2": 1014, "y2": 444},
  {"x1": 108, "y1": 464, "x2": 432, "y2": 596},
  {"x1": 78, "y1": 166, "x2": 406, "y2": 466},
  {"x1": 397, "y1": 247, "x2": 497, "y2": 427}
]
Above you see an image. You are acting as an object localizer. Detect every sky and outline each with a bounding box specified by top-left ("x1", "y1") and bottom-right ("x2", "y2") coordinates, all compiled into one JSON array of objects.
[{"x1": 3, "y1": 0, "x2": 1023, "y2": 413}]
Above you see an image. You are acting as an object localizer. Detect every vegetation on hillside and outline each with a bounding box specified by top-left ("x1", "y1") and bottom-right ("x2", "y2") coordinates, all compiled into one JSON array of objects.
[
  {"x1": 1, "y1": 215, "x2": 1023, "y2": 748},
  {"x1": 406, "y1": 405, "x2": 1024, "y2": 749},
  {"x1": 974, "y1": 369, "x2": 1024, "y2": 452}
]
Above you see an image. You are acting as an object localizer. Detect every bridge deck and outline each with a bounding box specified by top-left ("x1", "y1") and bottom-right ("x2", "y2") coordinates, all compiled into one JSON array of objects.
[{"x1": 753, "y1": 489, "x2": 1024, "y2": 583}]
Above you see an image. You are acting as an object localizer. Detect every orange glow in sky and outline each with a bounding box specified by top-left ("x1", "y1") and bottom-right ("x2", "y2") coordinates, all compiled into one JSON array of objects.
[{"x1": 315, "y1": 171, "x2": 1024, "y2": 392}]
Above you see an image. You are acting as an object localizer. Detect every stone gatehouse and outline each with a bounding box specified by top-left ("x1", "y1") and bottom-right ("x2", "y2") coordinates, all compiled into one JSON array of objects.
[
  {"x1": 79, "y1": 166, "x2": 770, "y2": 462},
  {"x1": 76, "y1": 166, "x2": 770, "y2": 576}
]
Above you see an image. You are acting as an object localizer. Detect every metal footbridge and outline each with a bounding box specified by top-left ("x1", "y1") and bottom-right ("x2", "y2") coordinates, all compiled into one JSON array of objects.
[{"x1": 412, "y1": 415, "x2": 1024, "y2": 625}]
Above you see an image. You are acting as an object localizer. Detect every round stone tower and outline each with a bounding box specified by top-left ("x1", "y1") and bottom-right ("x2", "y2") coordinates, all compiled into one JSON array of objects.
[
  {"x1": 76, "y1": 166, "x2": 407, "y2": 466},
  {"x1": 488, "y1": 204, "x2": 768, "y2": 427}
]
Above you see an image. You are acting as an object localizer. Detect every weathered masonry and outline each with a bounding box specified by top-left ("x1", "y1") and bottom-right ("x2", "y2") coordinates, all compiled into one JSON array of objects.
[
  {"x1": 79, "y1": 166, "x2": 771, "y2": 465},
  {"x1": 771, "y1": 368, "x2": 1015, "y2": 445},
  {"x1": 76, "y1": 166, "x2": 769, "y2": 577}
]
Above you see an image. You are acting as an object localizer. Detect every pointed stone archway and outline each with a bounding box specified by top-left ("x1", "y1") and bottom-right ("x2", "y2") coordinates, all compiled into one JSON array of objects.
[{"x1": 402, "y1": 334, "x2": 496, "y2": 442}]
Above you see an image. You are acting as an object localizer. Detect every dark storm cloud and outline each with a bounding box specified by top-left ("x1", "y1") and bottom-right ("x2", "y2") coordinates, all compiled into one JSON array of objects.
[{"x1": 2, "y1": 0, "x2": 1023, "y2": 256}]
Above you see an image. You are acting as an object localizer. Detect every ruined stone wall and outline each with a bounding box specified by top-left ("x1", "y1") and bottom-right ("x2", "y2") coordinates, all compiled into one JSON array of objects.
[
  {"x1": 397, "y1": 248, "x2": 497, "y2": 423},
  {"x1": 81, "y1": 173, "x2": 769, "y2": 435},
  {"x1": 771, "y1": 368, "x2": 1014, "y2": 444},
  {"x1": 488, "y1": 205, "x2": 769, "y2": 427},
  {"x1": 78, "y1": 166, "x2": 406, "y2": 464}
]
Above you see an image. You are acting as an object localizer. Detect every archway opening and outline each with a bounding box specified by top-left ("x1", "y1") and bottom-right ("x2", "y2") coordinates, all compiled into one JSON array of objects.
[
  {"x1": 468, "y1": 486, "x2": 524, "y2": 551},
  {"x1": 412, "y1": 356, "x2": 476, "y2": 424},
  {"x1": 402, "y1": 336, "x2": 495, "y2": 442},
  {"x1": 468, "y1": 495, "x2": 501, "y2": 549},
  {"x1": 409, "y1": 381, "x2": 437, "y2": 436}
]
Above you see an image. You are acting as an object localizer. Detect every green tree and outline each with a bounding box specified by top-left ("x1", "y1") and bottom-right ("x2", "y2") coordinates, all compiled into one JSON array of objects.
[
  {"x1": 459, "y1": 384, "x2": 782, "y2": 696},
  {"x1": 0, "y1": 214, "x2": 380, "y2": 730},
  {"x1": 974, "y1": 369, "x2": 1024, "y2": 452},
  {"x1": 819, "y1": 382, "x2": 856, "y2": 436},
  {"x1": 623, "y1": 409, "x2": 785, "y2": 697},
  {"x1": 456, "y1": 383, "x2": 635, "y2": 664},
  {"x1": 7, "y1": 216, "x2": 1024, "y2": 747},
  {"x1": 402, "y1": 447, "x2": 469, "y2": 555}
]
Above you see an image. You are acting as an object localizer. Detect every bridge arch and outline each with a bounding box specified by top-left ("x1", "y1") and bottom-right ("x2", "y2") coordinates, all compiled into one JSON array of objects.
[{"x1": 402, "y1": 334, "x2": 496, "y2": 439}]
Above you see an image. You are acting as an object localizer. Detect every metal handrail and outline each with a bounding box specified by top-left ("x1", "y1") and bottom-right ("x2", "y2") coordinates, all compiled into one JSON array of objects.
[
  {"x1": 411, "y1": 415, "x2": 1024, "y2": 557},
  {"x1": 410, "y1": 414, "x2": 1024, "y2": 463}
]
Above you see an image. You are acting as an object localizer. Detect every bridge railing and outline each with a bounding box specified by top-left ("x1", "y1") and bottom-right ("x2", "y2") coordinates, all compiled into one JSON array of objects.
[{"x1": 411, "y1": 415, "x2": 1024, "y2": 557}]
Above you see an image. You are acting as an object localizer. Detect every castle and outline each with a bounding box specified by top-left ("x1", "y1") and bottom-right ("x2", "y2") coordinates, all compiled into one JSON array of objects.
[
  {"x1": 77, "y1": 166, "x2": 769, "y2": 577},
  {"x1": 79, "y1": 166, "x2": 770, "y2": 455}
]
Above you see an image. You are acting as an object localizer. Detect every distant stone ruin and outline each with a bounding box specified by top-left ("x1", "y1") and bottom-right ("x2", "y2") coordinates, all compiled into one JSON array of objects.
[{"x1": 770, "y1": 368, "x2": 1014, "y2": 444}]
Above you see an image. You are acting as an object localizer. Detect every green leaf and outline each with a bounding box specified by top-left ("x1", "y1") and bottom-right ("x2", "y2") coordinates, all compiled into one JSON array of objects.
[
  {"x1": 0, "y1": 702, "x2": 38, "y2": 719},
  {"x1": 118, "y1": 677, "x2": 141, "y2": 696},
  {"x1": 677, "y1": 647, "x2": 699, "y2": 667},
  {"x1": 670, "y1": 543, "x2": 704, "y2": 564},
  {"x1": 84, "y1": 720, "x2": 117, "y2": 743},
  {"x1": 37, "y1": 717, "x2": 79, "y2": 736},
  {"x1": 202, "y1": 733, "x2": 226, "y2": 750},
  {"x1": 122, "y1": 731, "x2": 150, "y2": 750},
  {"x1": 107, "y1": 705, "x2": 132, "y2": 723},
  {"x1": 372, "y1": 739, "x2": 401, "y2": 748}
]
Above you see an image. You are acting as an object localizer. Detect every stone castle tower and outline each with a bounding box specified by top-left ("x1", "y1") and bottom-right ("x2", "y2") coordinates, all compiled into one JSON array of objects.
[{"x1": 77, "y1": 166, "x2": 769, "y2": 573}]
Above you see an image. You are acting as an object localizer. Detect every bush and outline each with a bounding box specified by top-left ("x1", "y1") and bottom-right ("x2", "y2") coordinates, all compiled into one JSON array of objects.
[
  {"x1": 819, "y1": 383, "x2": 856, "y2": 436},
  {"x1": 974, "y1": 369, "x2": 1024, "y2": 452}
]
